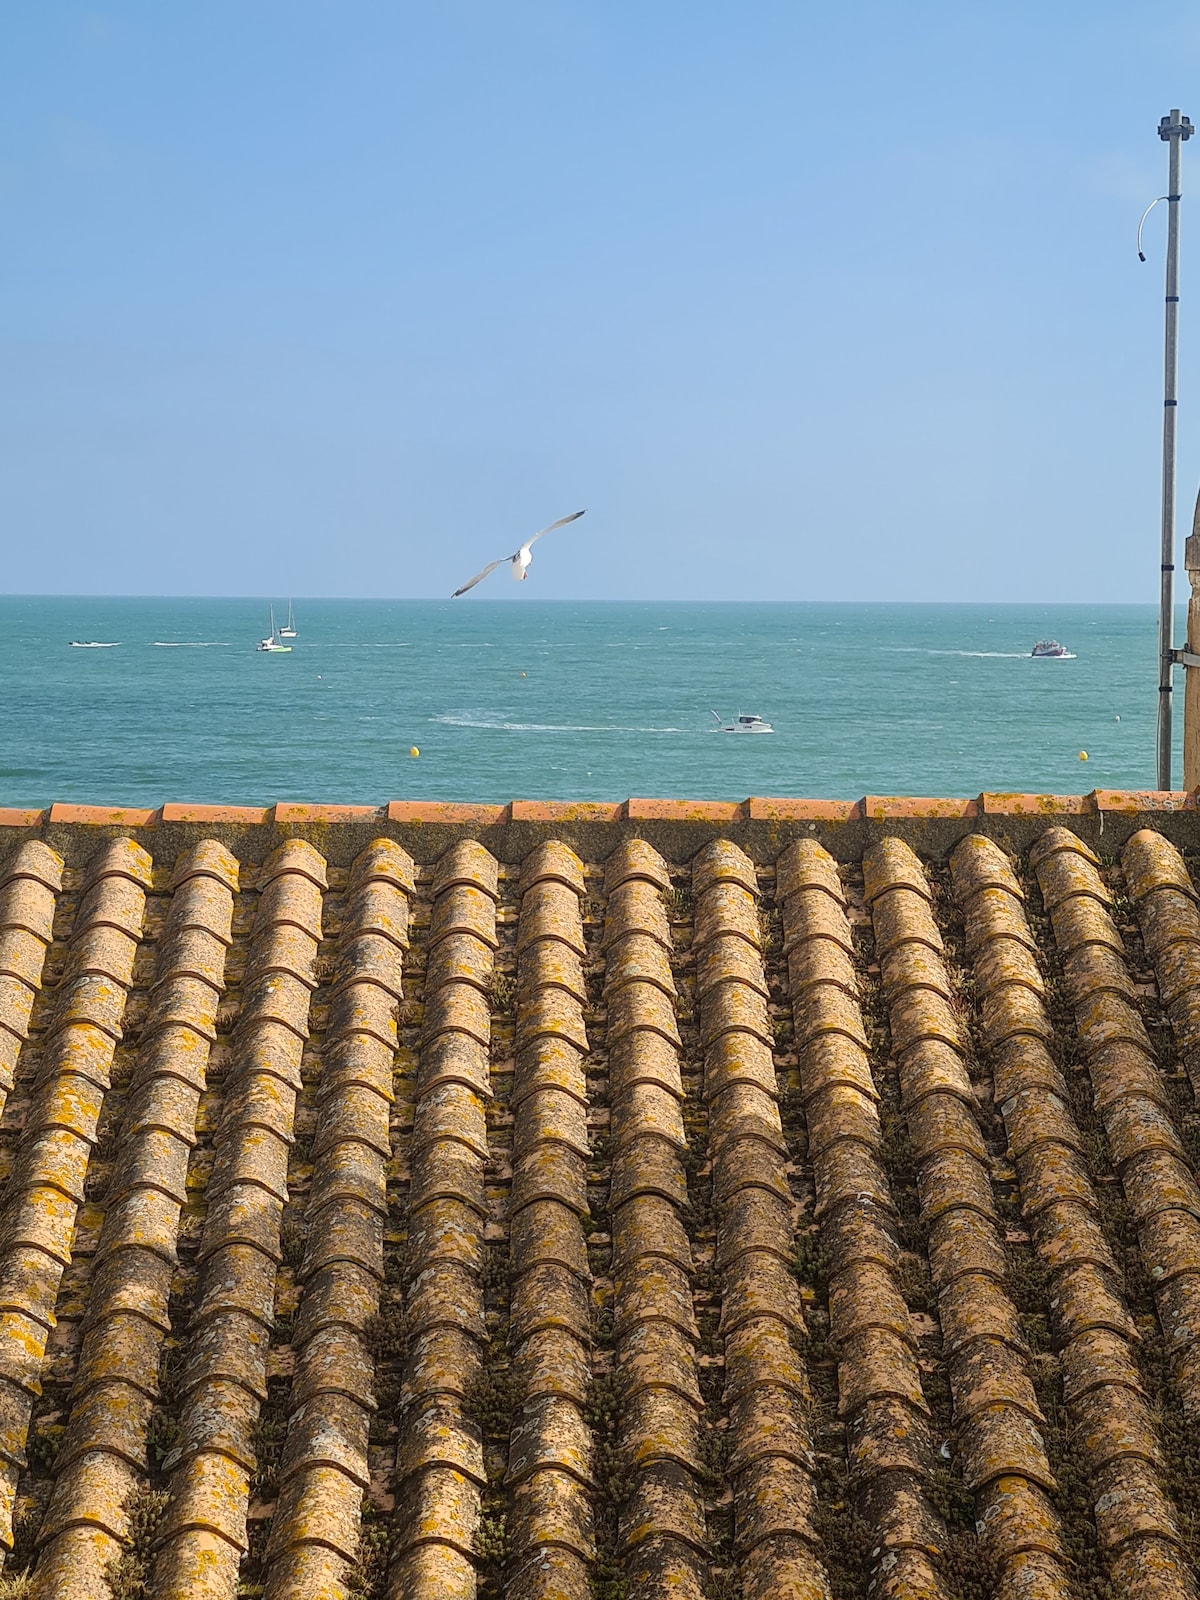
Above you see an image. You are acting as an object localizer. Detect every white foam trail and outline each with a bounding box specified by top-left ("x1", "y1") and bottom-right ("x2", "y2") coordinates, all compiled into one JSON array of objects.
[
  {"x1": 881, "y1": 648, "x2": 1045, "y2": 659},
  {"x1": 152, "y1": 641, "x2": 231, "y2": 647},
  {"x1": 432, "y1": 714, "x2": 690, "y2": 734}
]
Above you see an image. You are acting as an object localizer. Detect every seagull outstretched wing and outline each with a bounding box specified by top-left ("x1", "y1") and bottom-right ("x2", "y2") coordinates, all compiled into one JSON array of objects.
[
  {"x1": 450, "y1": 510, "x2": 587, "y2": 597},
  {"x1": 523, "y1": 509, "x2": 587, "y2": 550},
  {"x1": 451, "y1": 557, "x2": 508, "y2": 598}
]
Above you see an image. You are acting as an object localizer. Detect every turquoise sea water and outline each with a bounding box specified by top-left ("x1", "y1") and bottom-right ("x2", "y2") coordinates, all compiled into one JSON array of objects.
[{"x1": 0, "y1": 598, "x2": 1182, "y2": 806}]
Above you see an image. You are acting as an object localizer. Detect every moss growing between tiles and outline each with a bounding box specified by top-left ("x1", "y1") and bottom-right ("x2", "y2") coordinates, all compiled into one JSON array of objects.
[
  {"x1": 1101, "y1": 867, "x2": 1200, "y2": 1564},
  {"x1": 671, "y1": 880, "x2": 730, "y2": 1592},
  {"x1": 347, "y1": 1510, "x2": 391, "y2": 1600},
  {"x1": 6, "y1": 1499, "x2": 40, "y2": 1581},
  {"x1": 105, "y1": 1488, "x2": 168, "y2": 1600},
  {"x1": 469, "y1": 1238, "x2": 515, "y2": 1599},
  {"x1": 584, "y1": 1372, "x2": 626, "y2": 1600}
]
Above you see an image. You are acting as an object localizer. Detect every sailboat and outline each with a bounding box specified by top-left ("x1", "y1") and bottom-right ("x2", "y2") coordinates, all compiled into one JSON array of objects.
[
  {"x1": 279, "y1": 600, "x2": 297, "y2": 639},
  {"x1": 257, "y1": 605, "x2": 292, "y2": 653}
]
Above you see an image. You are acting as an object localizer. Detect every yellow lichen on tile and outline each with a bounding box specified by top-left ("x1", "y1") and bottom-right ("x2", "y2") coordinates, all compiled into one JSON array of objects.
[
  {"x1": 0, "y1": 843, "x2": 64, "y2": 1121},
  {"x1": 1124, "y1": 829, "x2": 1200, "y2": 1103},
  {"x1": 31, "y1": 841, "x2": 236, "y2": 1600},
  {"x1": 150, "y1": 840, "x2": 324, "y2": 1600},
  {"x1": 777, "y1": 840, "x2": 950, "y2": 1600},
  {"x1": 955, "y1": 832, "x2": 1193, "y2": 1594},
  {"x1": 694, "y1": 842, "x2": 833, "y2": 1600},
  {"x1": 1035, "y1": 830, "x2": 1200, "y2": 1435},
  {"x1": 3, "y1": 810, "x2": 1200, "y2": 1593},
  {"x1": 0, "y1": 839, "x2": 150, "y2": 1556},
  {"x1": 867, "y1": 837, "x2": 1074, "y2": 1599},
  {"x1": 502, "y1": 844, "x2": 593, "y2": 1600},
  {"x1": 388, "y1": 840, "x2": 493, "y2": 1600},
  {"x1": 260, "y1": 839, "x2": 411, "y2": 1600},
  {"x1": 604, "y1": 842, "x2": 707, "y2": 1597}
]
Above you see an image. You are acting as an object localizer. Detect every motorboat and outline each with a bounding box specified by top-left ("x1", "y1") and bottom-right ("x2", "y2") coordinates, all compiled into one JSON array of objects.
[
  {"x1": 70, "y1": 641, "x2": 118, "y2": 648},
  {"x1": 710, "y1": 711, "x2": 774, "y2": 734},
  {"x1": 1031, "y1": 640, "x2": 1069, "y2": 658},
  {"x1": 257, "y1": 605, "x2": 292, "y2": 653},
  {"x1": 279, "y1": 600, "x2": 297, "y2": 639}
]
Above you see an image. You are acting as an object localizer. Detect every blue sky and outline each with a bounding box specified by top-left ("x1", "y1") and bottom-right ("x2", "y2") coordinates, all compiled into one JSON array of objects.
[{"x1": 1, "y1": 2, "x2": 1197, "y2": 601}]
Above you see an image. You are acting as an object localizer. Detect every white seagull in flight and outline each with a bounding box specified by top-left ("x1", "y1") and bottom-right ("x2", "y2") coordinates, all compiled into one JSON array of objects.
[{"x1": 451, "y1": 510, "x2": 587, "y2": 597}]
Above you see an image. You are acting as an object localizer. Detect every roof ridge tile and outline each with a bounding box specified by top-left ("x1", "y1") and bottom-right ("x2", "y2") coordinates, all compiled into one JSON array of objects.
[
  {"x1": 0, "y1": 808, "x2": 47, "y2": 829},
  {"x1": 48, "y1": 804, "x2": 160, "y2": 828}
]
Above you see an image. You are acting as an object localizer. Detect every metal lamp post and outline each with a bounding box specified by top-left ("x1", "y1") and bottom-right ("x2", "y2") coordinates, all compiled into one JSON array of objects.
[{"x1": 1153, "y1": 110, "x2": 1193, "y2": 790}]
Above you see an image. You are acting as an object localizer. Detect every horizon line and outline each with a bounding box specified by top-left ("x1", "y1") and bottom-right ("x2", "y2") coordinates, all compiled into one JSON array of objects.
[{"x1": 0, "y1": 594, "x2": 1181, "y2": 608}]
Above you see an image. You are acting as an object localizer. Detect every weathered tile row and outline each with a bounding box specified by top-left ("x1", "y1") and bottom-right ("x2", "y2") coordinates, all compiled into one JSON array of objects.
[
  {"x1": 1124, "y1": 827, "x2": 1200, "y2": 1102},
  {"x1": 952, "y1": 833, "x2": 1196, "y2": 1598},
  {"x1": 602, "y1": 839, "x2": 707, "y2": 1599},
  {"x1": 389, "y1": 840, "x2": 496, "y2": 1600},
  {"x1": 504, "y1": 841, "x2": 594, "y2": 1600},
  {"x1": 863, "y1": 837, "x2": 1073, "y2": 1599},
  {"x1": 25, "y1": 840, "x2": 237, "y2": 1597},
  {"x1": 149, "y1": 839, "x2": 326, "y2": 1600},
  {"x1": 0, "y1": 836, "x2": 152, "y2": 1555},
  {"x1": 261, "y1": 839, "x2": 413, "y2": 1600},
  {"x1": 777, "y1": 839, "x2": 951, "y2": 1600},
  {"x1": 5, "y1": 816, "x2": 1200, "y2": 1594},
  {"x1": 0, "y1": 842, "x2": 64, "y2": 1127},
  {"x1": 691, "y1": 841, "x2": 831, "y2": 1600},
  {"x1": 1033, "y1": 828, "x2": 1200, "y2": 1421}
]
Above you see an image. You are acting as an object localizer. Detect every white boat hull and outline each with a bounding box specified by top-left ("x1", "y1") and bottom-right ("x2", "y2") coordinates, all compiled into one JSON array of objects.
[{"x1": 711, "y1": 711, "x2": 774, "y2": 733}]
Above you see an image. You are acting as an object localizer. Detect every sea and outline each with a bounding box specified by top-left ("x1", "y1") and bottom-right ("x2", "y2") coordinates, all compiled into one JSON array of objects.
[{"x1": 0, "y1": 597, "x2": 1182, "y2": 807}]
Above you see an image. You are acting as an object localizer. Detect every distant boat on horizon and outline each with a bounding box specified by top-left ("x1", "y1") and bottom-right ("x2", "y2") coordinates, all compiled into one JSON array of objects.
[
  {"x1": 257, "y1": 605, "x2": 292, "y2": 653},
  {"x1": 70, "y1": 640, "x2": 119, "y2": 648},
  {"x1": 279, "y1": 600, "x2": 297, "y2": 639}
]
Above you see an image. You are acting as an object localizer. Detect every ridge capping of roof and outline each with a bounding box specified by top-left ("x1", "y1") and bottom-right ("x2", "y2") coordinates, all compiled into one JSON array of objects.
[{"x1": 0, "y1": 791, "x2": 1197, "y2": 869}]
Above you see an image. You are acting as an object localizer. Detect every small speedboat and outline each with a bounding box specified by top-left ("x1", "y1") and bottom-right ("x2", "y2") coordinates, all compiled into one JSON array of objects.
[
  {"x1": 70, "y1": 640, "x2": 118, "y2": 648},
  {"x1": 711, "y1": 711, "x2": 774, "y2": 734},
  {"x1": 1031, "y1": 640, "x2": 1069, "y2": 658}
]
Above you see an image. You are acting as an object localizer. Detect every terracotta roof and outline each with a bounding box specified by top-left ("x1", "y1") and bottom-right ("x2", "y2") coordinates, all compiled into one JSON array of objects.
[{"x1": 0, "y1": 800, "x2": 1199, "y2": 1598}]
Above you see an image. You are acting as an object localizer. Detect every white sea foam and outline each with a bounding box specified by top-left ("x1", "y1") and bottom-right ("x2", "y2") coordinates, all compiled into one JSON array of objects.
[
  {"x1": 881, "y1": 647, "x2": 1068, "y2": 659},
  {"x1": 432, "y1": 714, "x2": 689, "y2": 734}
]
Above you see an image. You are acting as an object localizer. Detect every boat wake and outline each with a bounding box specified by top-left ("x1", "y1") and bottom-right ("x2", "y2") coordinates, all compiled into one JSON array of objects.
[
  {"x1": 153, "y1": 641, "x2": 231, "y2": 647},
  {"x1": 882, "y1": 648, "x2": 1038, "y2": 659},
  {"x1": 432, "y1": 714, "x2": 689, "y2": 734}
]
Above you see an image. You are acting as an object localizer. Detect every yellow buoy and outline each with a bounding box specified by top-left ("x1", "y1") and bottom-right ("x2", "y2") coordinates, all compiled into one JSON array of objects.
[
  {"x1": 1078, "y1": 750, "x2": 1088, "y2": 761},
  {"x1": 409, "y1": 746, "x2": 420, "y2": 758}
]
